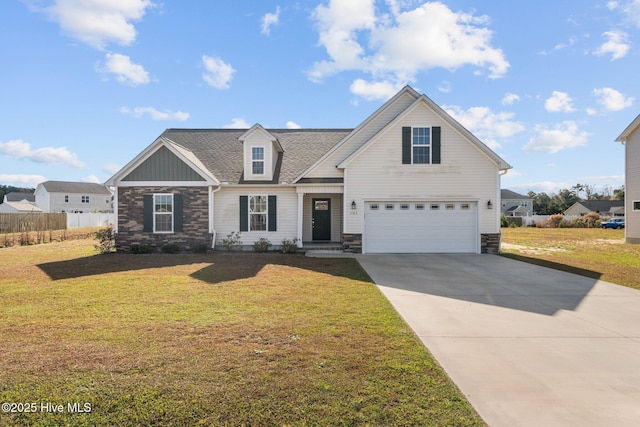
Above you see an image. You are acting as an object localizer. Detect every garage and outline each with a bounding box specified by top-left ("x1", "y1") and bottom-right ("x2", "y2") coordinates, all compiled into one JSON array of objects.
[{"x1": 363, "y1": 201, "x2": 478, "y2": 253}]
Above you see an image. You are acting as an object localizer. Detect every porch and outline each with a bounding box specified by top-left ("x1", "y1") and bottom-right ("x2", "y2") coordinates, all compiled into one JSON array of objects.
[{"x1": 295, "y1": 186, "x2": 343, "y2": 248}]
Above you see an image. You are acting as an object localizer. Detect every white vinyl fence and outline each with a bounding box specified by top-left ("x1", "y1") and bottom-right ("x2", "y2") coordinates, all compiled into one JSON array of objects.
[{"x1": 66, "y1": 213, "x2": 115, "y2": 229}]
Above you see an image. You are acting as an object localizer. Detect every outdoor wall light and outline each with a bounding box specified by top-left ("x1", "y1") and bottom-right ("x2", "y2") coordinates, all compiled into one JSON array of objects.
[
  {"x1": 351, "y1": 200, "x2": 357, "y2": 210},
  {"x1": 487, "y1": 199, "x2": 493, "y2": 209}
]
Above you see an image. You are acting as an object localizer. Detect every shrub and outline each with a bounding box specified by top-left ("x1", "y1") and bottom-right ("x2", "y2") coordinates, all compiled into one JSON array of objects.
[
  {"x1": 130, "y1": 244, "x2": 153, "y2": 254},
  {"x1": 500, "y1": 214, "x2": 509, "y2": 228},
  {"x1": 192, "y1": 242, "x2": 209, "y2": 254},
  {"x1": 583, "y1": 212, "x2": 601, "y2": 228},
  {"x1": 548, "y1": 214, "x2": 566, "y2": 228},
  {"x1": 94, "y1": 226, "x2": 115, "y2": 254},
  {"x1": 252, "y1": 237, "x2": 272, "y2": 253},
  {"x1": 161, "y1": 243, "x2": 181, "y2": 254},
  {"x1": 280, "y1": 238, "x2": 299, "y2": 254},
  {"x1": 221, "y1": 231, "x2": 243, "y2": 251}
]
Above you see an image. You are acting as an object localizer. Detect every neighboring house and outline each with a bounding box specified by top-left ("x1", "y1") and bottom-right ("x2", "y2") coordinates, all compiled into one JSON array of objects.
[
  {"x1": 3, "y1": 192, "x2": 36, "y2": 204},
  {"x1": 106, "y1": 86, "x2": 511, "y2": 254},
  {"x1": 564, "y1": 200, "x2": 624, "y2": 217},
  {"x1": 35, "y1": 181, "x2": 113, "y2": 213},
  {"x1": 616, "y1": 114, "x2": 640, "y2": 243},
  {"x1": 500, "y1": 189, "x2": 533, "y2": 217},
  {"x1": 0, "y1": 192, "x2": 41, "y2": 213}
]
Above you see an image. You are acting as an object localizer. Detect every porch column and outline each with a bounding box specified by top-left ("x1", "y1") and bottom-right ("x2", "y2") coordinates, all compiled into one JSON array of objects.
[{"x1": 297, "y1": 192, "x2": 304, "y2": 248}]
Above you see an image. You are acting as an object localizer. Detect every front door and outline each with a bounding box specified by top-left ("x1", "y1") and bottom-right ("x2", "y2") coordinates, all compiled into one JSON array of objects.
[{"x1": 312, "y1": 198, "x2": 331, "y2": 241}]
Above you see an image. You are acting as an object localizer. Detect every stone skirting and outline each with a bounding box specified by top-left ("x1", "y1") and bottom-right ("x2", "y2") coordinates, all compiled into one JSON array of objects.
[
  {"x1": 481, "y1": 233, "x2": 501, "y2": 254},
  {"x1": 116, "y1": 186, "x2": 211, "y2": 252},
  {"x1": 342, "y1": 233, "x2": 362, "y2": 253}
]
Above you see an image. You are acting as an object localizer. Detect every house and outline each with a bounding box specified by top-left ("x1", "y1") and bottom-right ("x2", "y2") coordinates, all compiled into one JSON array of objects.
[
  {"x1": 500, "y1": 189, "x2": 533, "y2": 217},
  {"x1": 616, "y1": 114, "x2": 640, "y2": 243},
  {"x1": 34, "y1": 181, "x2": 113, "y2": 213},
  {"x1": 106, "y1": 86, "x2": 511, "y2": 254},
  {"x1": 3, "y1": 192, "x2": 36, "y2": 204},
  {"x1": 564, "y1": 200, "x2": 624, "y2": 218},
  {"x1": 0, "y1": 192, "x2": 42, "y2": 213}
]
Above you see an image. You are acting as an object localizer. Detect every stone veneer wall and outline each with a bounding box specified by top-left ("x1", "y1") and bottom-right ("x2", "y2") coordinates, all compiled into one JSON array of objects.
[
  {"x1": 342, "y1": 233, "x2": 362, "y2": 253},
  {"x1": 116, "y1": 186, "x2": 211, "y2": 252},
  {"x1": 481, "y1": 233, "x2": 501, "y2": 254}
]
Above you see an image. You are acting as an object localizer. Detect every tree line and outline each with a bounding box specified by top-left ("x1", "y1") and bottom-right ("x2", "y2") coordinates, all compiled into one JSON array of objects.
[
  {"x1": 0, "y1": 185, "x2": 35, "y2": 202},
  {"x1": 528, "y1": 184, "x2": 624, "y2": 215}
]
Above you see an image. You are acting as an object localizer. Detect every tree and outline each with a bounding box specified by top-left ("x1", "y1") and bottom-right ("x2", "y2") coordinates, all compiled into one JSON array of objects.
[
  {"x1": 613, "y1": 185, "x2": 625, "y2": 201},
  {"x1": 549, "y1": 188, "x2": 580, "y2": 214},
  {"x1": 528, "y1": 191, "x2": 552, "y2": 215}
]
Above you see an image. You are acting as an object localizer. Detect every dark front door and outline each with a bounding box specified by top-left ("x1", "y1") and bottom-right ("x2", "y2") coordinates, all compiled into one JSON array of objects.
[{"x1": 312, "y1": 198, "x2": 331, "y2": 241}]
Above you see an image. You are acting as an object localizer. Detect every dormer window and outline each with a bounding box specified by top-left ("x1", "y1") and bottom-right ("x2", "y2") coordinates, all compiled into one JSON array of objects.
[{"x1": 252, "y1": 147, "x2": 265, "y2": 175}]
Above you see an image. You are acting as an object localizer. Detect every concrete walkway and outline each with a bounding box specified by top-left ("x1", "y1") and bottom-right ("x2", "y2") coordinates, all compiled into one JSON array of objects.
[{"x1": 356, "y1": 254, "x2": 640, "y2": 427}]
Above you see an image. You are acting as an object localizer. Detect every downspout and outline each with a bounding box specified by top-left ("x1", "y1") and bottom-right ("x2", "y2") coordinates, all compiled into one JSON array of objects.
[{"x1": 210, "y1": 185, "x2": 222, "y2": 249}]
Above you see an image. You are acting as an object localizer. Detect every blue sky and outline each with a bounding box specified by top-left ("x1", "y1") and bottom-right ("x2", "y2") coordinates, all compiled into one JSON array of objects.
[{"x1": 1, "y1": 0, "x2": 638, "y2": 196}]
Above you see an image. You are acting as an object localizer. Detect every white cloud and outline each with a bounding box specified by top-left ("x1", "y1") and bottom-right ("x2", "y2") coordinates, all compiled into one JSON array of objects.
[
  {"x1": 202, "y1": 55, "x2": 235, "y2": 89},
  {"x1": 103, "y1": 163, "x2": 121, "y2": 175},
  {"x1": 82, "y1": 174, "x2": 101, "y2": 184},
  {"x1": 286, "y1": 121, "x2": 301, "y2": 129},
  {"x1": 309, "y1": 1, "x2": 509, "y2": 99},
  {"x1": 261, "y1": 6, "x2": 281, "y2": 35},
  {"x1": 223, "y1": 118, "x2": 250, "y2": 128},
  {"x1": 594, "y1": 30, "x2": 630, "y2": 60},
  {"x1": 545, "y1": 91, "x2": 575, "y2": 113},
  {"x1": 0, "y1": 139, "x2": 85, "y2": 169},
  {"x1": 437, "y1": 81, "x2": 452, "y2": 93},
  {"x1": 621, "y1": 0, "x2": 640, "y2": 27},
  {"x1": 100, "y1": 53, "x2": 150, "y2": 86},
  {"x1": 592, "y1": 87, "x2": 635, "y2": 111},
  {"x1": 511, "y1": 181, "x2": 574, "y2": 195},
  {"x1": 501, "y1": 93, "x2": 520, "y2": 105},
  {"x1": 120, "y1": 106, "x2": 189, "y2": 121},
  {"x1": 35, "y1": 0, "x2": 154, "y2": 50},
  {"x1": 0, "y1": 174, "x2": 48, "y2": 188},
  {"x1": 523, "y1": 121, "x2": 589, "y2": 154},
  {"x1": 350, "y1": 79, "x2": 404, "y2": 100},
  {"x1": 608, "y1": 1, "x2": 620, "y2": 11},
  {"x1": 445, "y1": 105, "x2": 524, "y2": 150}
]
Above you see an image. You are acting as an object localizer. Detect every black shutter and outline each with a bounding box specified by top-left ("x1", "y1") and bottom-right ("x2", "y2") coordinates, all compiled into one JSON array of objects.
[
  {"x1": 432, "y1": 127, "x2": 441, "y2": 164},
  {"x1": 143, "y1": 194, "x2": 153, "y2": 232},
  {"x1": 239, "y1": 195, "x2": 248, "y2": 232},
  {"x1": 268, "y1": 195, "x2": 277, "y2": 232},
  {"x1": 402, "y1": 127, "x2": 412, "y2": 164},
  {"x1": 174, "y1": 194, "x2": 183, "y2": 232}
]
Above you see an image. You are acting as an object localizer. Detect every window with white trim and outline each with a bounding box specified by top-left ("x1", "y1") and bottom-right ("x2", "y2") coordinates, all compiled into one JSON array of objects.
[
  {"x1": 154, "y1": 194, "x2": 173, "y2": 233},
  {"x1": 64, "y1": 195, "x2": 69, "y2": 203},
  {"x1": 81, "y1": 195, "x2": 89, "y2": 203},
  {"x1": 634, "y1": 201, "x2": 640, "y2": 211},
  {"x1": 412, "y1": 127, "x2": 431, "y2": 164},
  {"x1": 249, "y1": 195, "x2": 267, "y2": 231},
  {"x1": 252, "y1": 147, "x2": 265, "y2": 175},
  {"x1": 370, "y1": 204, "x2": 379, "y2": 210}
]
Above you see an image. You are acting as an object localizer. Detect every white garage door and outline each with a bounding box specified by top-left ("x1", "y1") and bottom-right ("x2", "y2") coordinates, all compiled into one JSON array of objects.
[{"x1": 363, "y1": 201, "x2": 478, "y2": 253}]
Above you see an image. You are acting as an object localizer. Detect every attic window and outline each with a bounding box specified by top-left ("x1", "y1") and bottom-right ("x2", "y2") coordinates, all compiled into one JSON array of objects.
[
  {"x1": 252, "y1": 147, "x2": 265, "y2": 175},
  {"x1": 412, "y1": 127, "x2": 431, "y2": 164}
]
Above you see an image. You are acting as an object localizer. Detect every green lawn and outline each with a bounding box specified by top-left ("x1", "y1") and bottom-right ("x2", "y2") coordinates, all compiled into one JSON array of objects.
[
  {"x1": 501, "y1": 227, "x2": 640, "y2": 290},
  {"x1": 0, "y1": 239, "x2": 483, "y2": 426}
]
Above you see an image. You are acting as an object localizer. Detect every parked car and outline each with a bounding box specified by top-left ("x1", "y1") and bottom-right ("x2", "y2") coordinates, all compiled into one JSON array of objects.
[{"x1": 601, "y1": 218, "x2": 625, "y2": 229}]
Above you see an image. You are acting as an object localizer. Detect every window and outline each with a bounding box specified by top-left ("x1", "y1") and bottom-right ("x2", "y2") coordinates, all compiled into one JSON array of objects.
[
  {"x1": 249, "y1": 195, "x2": 267, "y2": 231},
  {"x1": 446, "y1": 204, "x2": 455, "y2": 210},
  {"x1": 400, "y1": 204, "x2": 409, "y2": 210},
  {"x1": 412, "y1": 127, "x2": 431, "y2": 164},
  {"x1": 81, "y1": 196, "x2": 90, "y2": 203},
  {"x1": 385, "y1": 204, "x2": 394, "y2": 210},
  {"x1": 252, "y1": 147, "x2": 265, "y2": 175},
  {"x1": 64, "y1": 195, "x2": 69, "y2": 203},
  {"x1": 461, "y1": 203, "x2": 470, "y2": 210},
  {"x1": 430, "y1": 204, "x2": 440, "y2": 210},
  {"x1": 370, "y1": 204, "x2": 379, "y2": 210},
  {"x1": 154, "y1": 194, "x2": 173, "y2": 233},
  {"x1": 415, "y1": 204, "x2": 425, "y2": 210},
  {"x1": 634, "y1": 201, "x2": 640, "y2": 211}
]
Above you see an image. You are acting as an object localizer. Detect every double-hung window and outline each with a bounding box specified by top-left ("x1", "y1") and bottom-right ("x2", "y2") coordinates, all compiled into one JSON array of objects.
[
  {"x1": 252, "y1": 147, "x2": 265, "y2": 175},
  {"x1": 249, "y1": 195, "x2": 267, "y2": 231},
  {"x1": 154, "y1": 194, "x2": 174, "y2": 233},
  {"x1": 82, "y1": 195, "x2": 90, "y2": 203},
  {"x1": 412, "y1": 127, "x2": 431, "y2": 164}
]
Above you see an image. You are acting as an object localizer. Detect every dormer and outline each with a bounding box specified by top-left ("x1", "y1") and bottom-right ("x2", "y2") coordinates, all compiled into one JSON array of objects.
[{"x1": 239, "y1": 124, "x2": 283, "y2": 182}]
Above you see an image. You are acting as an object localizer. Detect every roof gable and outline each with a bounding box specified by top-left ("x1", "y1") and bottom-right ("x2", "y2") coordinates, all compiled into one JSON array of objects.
[
  {"x1": 501, "y1": 189, "x2": 530, "y2": 200},
  {"x1": 122, "y1": 146, "x2": 207, "y2": 182},
  {"x1": 616, "y1": 113, "x2": 640, "y2": 143},
  {"x1": 239, "y1": 124, "x2": 284, "y2": 152}
]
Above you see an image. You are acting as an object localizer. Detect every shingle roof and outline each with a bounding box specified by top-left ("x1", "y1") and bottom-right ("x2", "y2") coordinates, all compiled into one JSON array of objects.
[
  {"x1": 160, "y1": 128, "x2": 352, "y2": 184},
  {"x1": 501, "y1": 189, "x2": 530, "y2": 200},
  {"x1": 5, "y1": 192, "x2": 35, "y2": 202},
  {"x1": 578, "y1": 200, "x2": 624, "y2": 212},
  {"x1": 40, "y1": 181, "x2": 112, "y2": 195}
]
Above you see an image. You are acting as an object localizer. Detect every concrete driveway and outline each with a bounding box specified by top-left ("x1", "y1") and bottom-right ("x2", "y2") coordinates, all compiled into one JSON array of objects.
[{"x1": 356, "y1": 254, "x2": 640, "y2": 427}]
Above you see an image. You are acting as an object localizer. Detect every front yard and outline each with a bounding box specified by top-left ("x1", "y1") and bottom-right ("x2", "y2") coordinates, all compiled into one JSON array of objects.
[
  {"x1": 0, "y1": 239, "x2": 483, "y2": 426},
  {"x1": 501, "y1": 228, "x2": 640, "y2": 290}
]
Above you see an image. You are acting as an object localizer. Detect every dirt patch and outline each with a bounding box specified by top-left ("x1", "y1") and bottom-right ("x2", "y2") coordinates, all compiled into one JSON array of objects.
[{"x1": 501, "y1": 243, "x2": 568, "y2": 255}]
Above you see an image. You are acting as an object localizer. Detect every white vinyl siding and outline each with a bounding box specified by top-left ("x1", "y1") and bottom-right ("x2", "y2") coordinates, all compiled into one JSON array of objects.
[
  {"x1": 301, "y1": 193, "x2": 343, "y2": 242},
  {"x1": 214, "y1": 186, "x2": 298, "y2": 246},
  {"x1": 626, "y1": 126, "x2": 640, "y2": 241},
  {"x1": 344, "y1": 102, "x2": 500, "y2": 237},
  {"x1": 243, "y1": 132, "x2": 274, "y2": 181}
]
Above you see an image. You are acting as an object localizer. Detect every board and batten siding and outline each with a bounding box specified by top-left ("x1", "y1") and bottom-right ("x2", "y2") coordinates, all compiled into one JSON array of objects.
[
  {"x1": 213, "y1": 186, "x2": 298, "y2": 246},
  {"x1": 302, "y1": 193, "x2": 343, "y2": 242},
  {"x1": 305, "y1": 91, "x2": 417, "y2": 179},
  {"x1": 344, "y1": 102, "x2": 501, "y2": 234},
  {"x1": 122, "y1": 146, "x2": 206, "y2": 182},
  {"x1": 626, "y1": 126, "x2": 640, "y2": 243}
]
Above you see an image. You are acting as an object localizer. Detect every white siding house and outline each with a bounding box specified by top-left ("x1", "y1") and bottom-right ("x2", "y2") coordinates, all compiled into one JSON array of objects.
[
  {"x1": 35, "y1": 181, "x2": 112, "y2": 213},
  {"x1": 106, "y1": 86, "x2": 511, "y2": 253},
  {"x1": 616, "y1": 115, "x2": 640, "y2": 243}
]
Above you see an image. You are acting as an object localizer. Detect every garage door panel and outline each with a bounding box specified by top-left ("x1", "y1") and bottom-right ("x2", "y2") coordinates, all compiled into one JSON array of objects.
[{"x1": 364, "y1": 202, "x2": 477, "y2": 253}]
